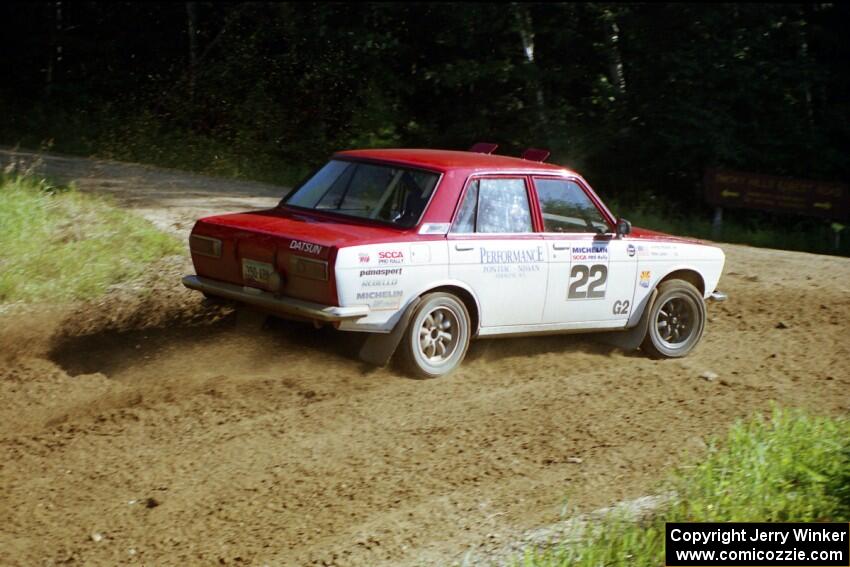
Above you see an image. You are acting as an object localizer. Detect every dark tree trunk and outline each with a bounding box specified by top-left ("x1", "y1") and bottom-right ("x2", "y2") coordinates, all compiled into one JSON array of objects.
[
  {"x1": 45, "y1": 1, "x2": 63, "y2": 98},
  {"x1": 514, "y1": 3, "x2": 551, "y2": 146},
  {"x1": 186, "y1": 1, "x2": 199, "y2": 100}
]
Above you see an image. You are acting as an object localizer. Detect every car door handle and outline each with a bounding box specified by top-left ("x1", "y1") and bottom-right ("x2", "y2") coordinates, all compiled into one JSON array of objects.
[
  {"x1": 552, "y1": 243, "x2": 570, "y2": 250},
  {"x1": 454, "y1": 244, "x2": 474, "y2": 251}
]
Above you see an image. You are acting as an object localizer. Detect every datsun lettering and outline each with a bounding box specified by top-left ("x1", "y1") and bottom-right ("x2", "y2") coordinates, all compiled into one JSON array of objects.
[
  {"x1": 289, "y1": 240, "x2": 323, "y2": 255},
  {"x1": 184, "y1": 145, "x2": 727, "y2": 378}
]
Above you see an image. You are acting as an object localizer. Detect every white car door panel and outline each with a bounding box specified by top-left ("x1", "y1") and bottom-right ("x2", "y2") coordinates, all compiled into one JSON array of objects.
[
  {"x1": 449, "y1": 236, "x2": 547, "y2": 327},
  {"x1": 543, "y1": 237, "x2": 637, "y2": 325},
  {"x1": 533, "y1": 177, "x2": 637, "y2": 326},
  {"x1": 448, "y1": 176, "x2": 548, "y2": 328}
]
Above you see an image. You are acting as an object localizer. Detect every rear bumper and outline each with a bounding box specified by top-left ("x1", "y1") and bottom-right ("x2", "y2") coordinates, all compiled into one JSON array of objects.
[{"x1": 182, "y1": 275, "x2": 370, "y2": 322}]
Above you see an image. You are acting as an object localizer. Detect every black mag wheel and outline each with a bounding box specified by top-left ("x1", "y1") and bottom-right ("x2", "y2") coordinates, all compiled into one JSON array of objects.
[{"x1": 641, "y1": 280, "x2": 706, "y2": 358}]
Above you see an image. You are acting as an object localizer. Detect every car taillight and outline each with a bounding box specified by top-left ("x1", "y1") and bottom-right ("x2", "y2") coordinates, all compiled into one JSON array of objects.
[
  {"x1": 189, "y1": 235, "x2": 222, "y2": 258},
  {"x1": 289, "y1": 256, "x2": 328, "y2": 281}
]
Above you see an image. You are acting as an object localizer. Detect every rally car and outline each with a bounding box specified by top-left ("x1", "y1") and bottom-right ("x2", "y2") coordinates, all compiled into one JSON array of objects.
[{"x1": 183, "y1": 144, "x2": 726, "y2": 378}]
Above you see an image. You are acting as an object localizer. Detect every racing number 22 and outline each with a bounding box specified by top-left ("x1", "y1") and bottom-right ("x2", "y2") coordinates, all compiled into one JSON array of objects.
[{"x1": 568, "y1": 264, "x2": 608, "y2": 299}]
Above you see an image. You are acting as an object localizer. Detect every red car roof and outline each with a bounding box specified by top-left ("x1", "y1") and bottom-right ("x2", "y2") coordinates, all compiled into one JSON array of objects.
[{"x1": 335, "y1": 148, "x2": 574, "y2": 174}]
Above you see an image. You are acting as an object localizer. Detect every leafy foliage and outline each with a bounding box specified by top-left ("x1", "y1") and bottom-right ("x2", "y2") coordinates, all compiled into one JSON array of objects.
[{"x1": 0, "y1": 3, "x2": 847, "y2": 220}]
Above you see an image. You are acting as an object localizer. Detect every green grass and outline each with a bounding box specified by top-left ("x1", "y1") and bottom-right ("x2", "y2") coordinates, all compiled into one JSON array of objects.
[
  {"x1": 521, "y1": 407, "x2": 850, "y2": 566},
  {"x1": 0, "y1": 173, "x2": 182, "y2": 303}
]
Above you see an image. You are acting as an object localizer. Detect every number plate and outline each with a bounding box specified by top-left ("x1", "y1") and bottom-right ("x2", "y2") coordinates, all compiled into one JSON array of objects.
[{"x1": 242, "y1": 259, "x2": 273, "y2": 287}]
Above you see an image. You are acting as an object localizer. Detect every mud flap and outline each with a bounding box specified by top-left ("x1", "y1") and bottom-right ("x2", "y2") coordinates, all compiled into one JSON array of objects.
[
  {"x1": 234, "y1": 307, "x2": 270, "y2": 331},
  {"x1": 358, "y1": 297, "x2": 422, "y2": 367},
  {"x1": 594, "y1": 289, "x2": 658, "y2": 351}
]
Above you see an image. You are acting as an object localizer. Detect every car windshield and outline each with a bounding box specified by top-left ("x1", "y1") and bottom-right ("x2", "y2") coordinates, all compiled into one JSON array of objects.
[{"x1": 283, "y1": 160, "x2": 440, "y2": 228}]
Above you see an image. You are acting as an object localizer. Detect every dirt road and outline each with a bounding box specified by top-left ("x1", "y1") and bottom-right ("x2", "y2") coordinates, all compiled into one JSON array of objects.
[{"x1": 1, "y1": 149, "x2": 849, "y2": 566}]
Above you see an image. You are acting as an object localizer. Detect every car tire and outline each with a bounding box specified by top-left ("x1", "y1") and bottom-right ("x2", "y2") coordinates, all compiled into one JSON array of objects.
[
  {"x1": 399, "y1": 292, "x2": 471, "y2": 379},
  {"x1": 641, "y1": 280, "x2": 706, "y2": 358}
]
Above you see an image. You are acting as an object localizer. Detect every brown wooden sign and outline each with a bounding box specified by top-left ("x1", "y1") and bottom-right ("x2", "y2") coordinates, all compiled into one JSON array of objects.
[{"x1": 704, "y1": 168, "x2": 849, "y2": 220}]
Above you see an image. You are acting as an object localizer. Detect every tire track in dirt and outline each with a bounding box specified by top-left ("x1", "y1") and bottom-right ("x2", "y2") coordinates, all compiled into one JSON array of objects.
[{"x1": 0, "y1": 149, "x2": 848, "y2": 565}]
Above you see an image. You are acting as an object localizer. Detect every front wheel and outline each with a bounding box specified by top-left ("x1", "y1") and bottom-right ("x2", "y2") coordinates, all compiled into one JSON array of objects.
[
  {"x1": 399, "y1": 292, "x2": 471, "y2": 379},
  {"x1": 641, "y1": 280, "x2": 706, "y2": 358}
]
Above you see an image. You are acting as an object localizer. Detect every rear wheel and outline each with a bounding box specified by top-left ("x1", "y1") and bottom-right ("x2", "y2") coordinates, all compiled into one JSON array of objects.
[
  {"x1": 641, "y1": 280, "x2": 706, "y2": 358},
  {"x1": 400, "y1": 292, "x2": 471, "y2": 378}
]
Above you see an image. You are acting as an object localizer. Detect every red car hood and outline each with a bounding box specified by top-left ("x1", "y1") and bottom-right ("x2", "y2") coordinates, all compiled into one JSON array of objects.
[
  {"x1": 629, "y1": 226, "x2": 704, "y2": 245},
  {"x1": 196, "y1": 207, "x2": 408, "y2": 248}
]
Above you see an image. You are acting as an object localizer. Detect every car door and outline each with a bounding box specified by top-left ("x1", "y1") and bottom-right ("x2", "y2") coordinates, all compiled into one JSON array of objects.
[
  {"x1": 533, "y1": 177, "x2": 638, "y2": 326},
  {"x1": 448, "y1": 176, "x2": 548, "y2": 328}
]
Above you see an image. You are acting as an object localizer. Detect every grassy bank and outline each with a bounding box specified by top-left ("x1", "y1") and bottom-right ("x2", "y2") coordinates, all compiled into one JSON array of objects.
[
  {"x1": 523, "y1": 407, "x2": 850, "y2": 566},
  {"x1": 0, "y1": 173, "x2": 181, "y2": 303}
]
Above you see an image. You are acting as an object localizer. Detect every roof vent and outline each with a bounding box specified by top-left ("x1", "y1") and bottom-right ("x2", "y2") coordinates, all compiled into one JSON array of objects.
[
  {"x1": 469, "y1": 142, "x2": 499, "y2": 154},
  {"x1": 521, "y1": 148, "x2": 551, "y2": 162}
]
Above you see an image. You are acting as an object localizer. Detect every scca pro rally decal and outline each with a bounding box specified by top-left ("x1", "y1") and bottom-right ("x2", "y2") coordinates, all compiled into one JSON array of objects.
[
  {"x1": 377, "y1": 249, "x2": 405, "y2": 265},
  {"x1": 289, "y1": 240, "x2": 323, "y2": 255}
]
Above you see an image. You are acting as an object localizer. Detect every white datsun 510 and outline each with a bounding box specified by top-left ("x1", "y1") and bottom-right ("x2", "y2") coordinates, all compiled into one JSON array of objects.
[{"x1": 184, "y1": 146, "x2": 726, "y2": 378}]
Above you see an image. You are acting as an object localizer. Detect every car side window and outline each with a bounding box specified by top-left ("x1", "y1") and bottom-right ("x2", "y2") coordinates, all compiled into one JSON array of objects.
[
  {"x1": 534, "y1": 178, "x2": 610, "y2": 233},
  {"x1": 451, "y1": 178, "x2": 533, "y2": 234},
  {"x1": 451, "y1": 180, "x2": 479, "y2": 233}
]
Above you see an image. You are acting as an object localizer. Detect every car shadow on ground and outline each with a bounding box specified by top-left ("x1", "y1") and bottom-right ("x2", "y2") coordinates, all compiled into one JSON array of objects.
[
  {"x1": 464, "y1": 332, "x2": 634, "y2": 365},
  {"x1": 49, "y1": 307, "x2": 638, "y2": 380},
  {"x1": 48, "y1": 311, "x2": 368, "y2": 378}
]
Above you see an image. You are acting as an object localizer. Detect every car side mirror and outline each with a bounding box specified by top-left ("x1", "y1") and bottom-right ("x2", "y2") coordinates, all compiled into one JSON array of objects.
[{"x1": 616, "y1": 217, "x2": 631, "y2": 238}]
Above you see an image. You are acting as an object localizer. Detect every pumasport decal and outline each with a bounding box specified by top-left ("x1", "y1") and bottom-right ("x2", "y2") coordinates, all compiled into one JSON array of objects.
[{"x1": 359, "y1": 268, "x2": 402, "y2": 278}]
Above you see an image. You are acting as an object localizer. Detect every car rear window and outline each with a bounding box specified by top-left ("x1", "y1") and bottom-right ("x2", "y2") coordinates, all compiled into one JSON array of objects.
[{"x1": 284, "y1": 160, "x2": 440, "y2": 228}]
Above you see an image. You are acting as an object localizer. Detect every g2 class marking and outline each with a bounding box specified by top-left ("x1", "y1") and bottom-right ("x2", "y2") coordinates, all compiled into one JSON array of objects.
[{"x1": 612, "y1": 299, "x2": 630, "y2": 315}]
